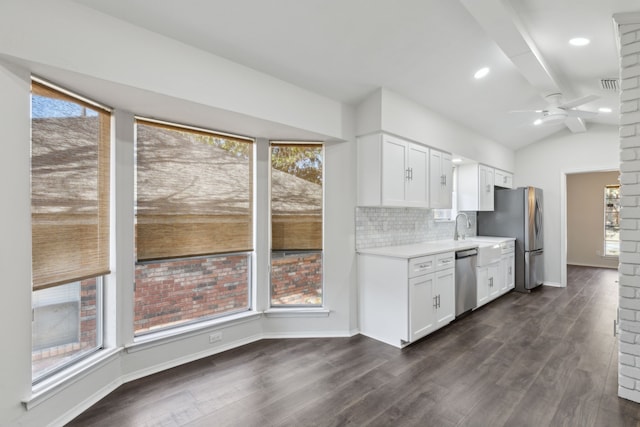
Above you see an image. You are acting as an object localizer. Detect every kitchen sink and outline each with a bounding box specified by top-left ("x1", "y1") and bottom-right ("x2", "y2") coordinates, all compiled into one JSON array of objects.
[{"x1": 470, "y1": 239, "x2": 502, "y2": 266}]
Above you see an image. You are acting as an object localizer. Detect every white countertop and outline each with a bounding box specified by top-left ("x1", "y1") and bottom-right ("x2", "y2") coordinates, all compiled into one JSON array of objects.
[{"x1": 357, "y1": 236, "x2": 515, "y2": 259}]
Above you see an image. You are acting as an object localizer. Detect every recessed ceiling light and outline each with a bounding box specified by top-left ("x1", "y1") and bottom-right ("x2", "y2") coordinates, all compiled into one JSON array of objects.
[
  {"x1": 474, "y1": 67, "x2": 490, "y2": 79},
  {"x1": 569, "y1": 37, "x2": 590, "y2": 46},
  {"x1": 598, "y1": 107, "x2": 612, "y2": 113},
  {"x1": 452, "y1": 158, "x2": 463, "y2": 164},
  {"x1": 533, "y1": 119, "x2": 543, "y2": 126}
]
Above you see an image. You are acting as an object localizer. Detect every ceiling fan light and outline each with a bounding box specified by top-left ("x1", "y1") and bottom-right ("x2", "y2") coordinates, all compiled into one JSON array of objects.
[
  {"x1": 569, "y1": 37, "x2": 590, "y2": 46},
  {"x1": 474, "y1": 67, "x2": 490, "y2": 79}
]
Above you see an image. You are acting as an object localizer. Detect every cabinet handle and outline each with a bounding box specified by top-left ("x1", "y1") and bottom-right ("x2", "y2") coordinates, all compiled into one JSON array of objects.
[
  {"x1": 503, "y1": 176, "x2": 507, "y2": 184},
  {"x1": 410, "y1": 167, "x2": 413, "y2": 180},
  {"x1": 405, "y1": 168, "x2": 410, "y2": 181},
  {"x1": 437, "y1": 294, "x2": 441, "y2": 308},
  {"x1": 486, "y1": 184, "x2": 491, "y2": 193},
  {"x1": 489, "y1": 277, "x2": 493, "y2": 287},
  {"x1": 433, "y1": 296, "x2": 438, "y2": 309}
]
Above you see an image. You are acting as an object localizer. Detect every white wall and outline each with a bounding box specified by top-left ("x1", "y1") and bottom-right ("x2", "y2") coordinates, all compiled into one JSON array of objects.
[
  {"x1": 0, "y1": 60, "x2": 34, "y2": 427},
  {"x1": 567, "y1": 171, "x2": 619, "y2": 269},
  {"x1": 515, "y1": 124, "x2": 619, "y2": 286}
]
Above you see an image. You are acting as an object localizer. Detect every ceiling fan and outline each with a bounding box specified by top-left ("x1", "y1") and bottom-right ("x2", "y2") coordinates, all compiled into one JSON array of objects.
[{"x1": 514, "y1": 93, "x2": 599, "y2": 128}]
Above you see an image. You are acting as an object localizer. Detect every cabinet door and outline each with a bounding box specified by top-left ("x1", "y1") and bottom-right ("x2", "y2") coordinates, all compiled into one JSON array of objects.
[
  {"x1": 435, "y1": 268, "x2": 455, "y2": 328},
  {"x1": 477, "y1": 266, "x2": 489, "y2": 307},
  {"x1": 381, "y1": 137, "x2": 407, "y2": 206},
  {"x1": 488, "y1": 262, "x2": 501, "y2": 299},
  {"x1": 504, "y1": 253, "x2": 515, "y2": 291},
  {"x1": 409, "y1": 273, "x2": 435, "y2": 342},
  {"x1": 406, "y1": 143, "x2": 429, "y2": 207},
  {"x1": 494, "y1": 170, "x2": 513, "y2": 189},
  {"x1": 429, "y1": 150, "x2": 453, "y2": 209},
  {"x1": 478, "y1": 165, "x2": 494, "y2": 211}
]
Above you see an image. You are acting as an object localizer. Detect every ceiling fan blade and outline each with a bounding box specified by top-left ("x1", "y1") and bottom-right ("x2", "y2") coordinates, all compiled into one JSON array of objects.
[
  {"x1": 560, "y1": 94, "x2": 599, "y2": 109},
  {"x1": 564, "y1": 116, "x2": 587, "y2": 133},
  {"x1": 565, "y1": 109, "x2": 597, "y2": 118}
]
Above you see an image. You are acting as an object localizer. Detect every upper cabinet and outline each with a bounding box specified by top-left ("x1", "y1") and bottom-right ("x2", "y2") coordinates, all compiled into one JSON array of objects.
[
  {"x1": 429, "y1": 149, "x2": 453, "y2": 209},
  {"x1": 494, "y1": 169, "x2": 513, "y2": 189},
  {"x1": 357, "y1": 133, "x2": 429, "y2": 207},
  {"x1": 457, "y1": 163, "x2": 494, "y2": 211}
]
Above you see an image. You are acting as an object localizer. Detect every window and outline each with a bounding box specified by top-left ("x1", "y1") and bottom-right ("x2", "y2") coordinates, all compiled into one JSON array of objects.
[
  {"x1": 270, "y1": 142, "x2": 323, "y2": 306},
  {"x1": 604, "y1": 184, "x2": 620, "y2": 257},
  {"x1": 31, "y1": 80, "x2": 110, "y2": 382},
  {"x1": 134, "y1": 119, "x2": 253, "y2": 334}
]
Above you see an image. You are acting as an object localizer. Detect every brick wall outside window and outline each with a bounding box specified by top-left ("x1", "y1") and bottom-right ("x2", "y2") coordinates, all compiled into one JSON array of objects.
[
  {"x1": 271, "y1": 252, "x2": 322, "y2": 305},
  {"x1": 134, "y1": 254, "x2": 250, "y2": 334}
]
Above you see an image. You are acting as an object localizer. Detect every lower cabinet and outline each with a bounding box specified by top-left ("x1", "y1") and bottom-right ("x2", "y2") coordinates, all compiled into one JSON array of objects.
[
  {"x1": 477, "y1": 261, "x2": 500, "y2": 308},
  {"x1": 359, "y1": 251, "x2": 455, "y2": 348},
  {"x1": 501, "y1": 252, "x2": 515, "y2": 293},
  {"x1": 477, "y1": 244, "x2": 515, "y2": 309}
]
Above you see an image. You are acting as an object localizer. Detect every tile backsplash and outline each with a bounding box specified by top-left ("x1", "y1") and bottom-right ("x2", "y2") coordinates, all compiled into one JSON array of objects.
[{"x1": 355, "y1": 207, "x2": 476, "y2": 250}]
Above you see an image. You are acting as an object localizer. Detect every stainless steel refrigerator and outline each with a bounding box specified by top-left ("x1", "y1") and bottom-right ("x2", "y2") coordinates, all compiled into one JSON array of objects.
[{"x1": 477, "y1": 186, "x2": 544, "y2": 293}]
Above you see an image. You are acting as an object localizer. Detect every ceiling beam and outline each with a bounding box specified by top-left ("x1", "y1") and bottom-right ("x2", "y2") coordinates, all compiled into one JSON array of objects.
[{"x1": 460, "y1": 0, "x2": 561, "y2": 95}]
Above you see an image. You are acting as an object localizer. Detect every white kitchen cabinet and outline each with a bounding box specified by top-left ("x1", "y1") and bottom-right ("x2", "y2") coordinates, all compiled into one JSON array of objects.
[
  {"x1": 501, "y1": 252, "x2": 515, "y2": 294},
  {"x1": 494, "y1": 169, "x2": 514, "y2": 189},
  {"x1": 357, "y1": 133, "x2": 429, "y2": 207},
  {"x1": 477, "y1": 261, "x2": 500, "y2": 308},
  {"x1": 434, "y1": 266, "x2": 455, "y2": 328},
  {"x1": 358, "y1": 251, "x2": 455, "y2": 348},
  {"x1": 409, "y1": 273, "x2": 436, "y2": 341},
  {"x1": 429, "y1": 149, "x2": 453, "y2": 209},
  {"x1": 457, "y1": 163, "x2": 494, "y2": 211}
]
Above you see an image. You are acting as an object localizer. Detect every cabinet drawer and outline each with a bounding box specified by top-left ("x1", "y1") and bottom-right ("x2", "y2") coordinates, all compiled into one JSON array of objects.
[
  {"x1": 436, "y1": 252, "x2": 454, "y2": 271},
  {"x1": 408, "y1": 255, "x2": 435, "y2": 278}
]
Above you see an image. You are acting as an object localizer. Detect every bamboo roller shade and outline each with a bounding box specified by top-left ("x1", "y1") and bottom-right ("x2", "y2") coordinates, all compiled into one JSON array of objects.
[
  {"x1": 270, "y1": 143, "x2": 323, "y2": 251},
  {"x1": 136, "y1": 120, "x2": 254, "y2": 261},
  {"x1": 31, "y1": 81, "x2": 111, "y2": 290}
]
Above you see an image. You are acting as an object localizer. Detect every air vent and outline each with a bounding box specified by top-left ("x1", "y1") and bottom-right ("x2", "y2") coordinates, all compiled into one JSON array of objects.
[{"x1": 599, "y1": 78, "x2": 619, "y2": 92}]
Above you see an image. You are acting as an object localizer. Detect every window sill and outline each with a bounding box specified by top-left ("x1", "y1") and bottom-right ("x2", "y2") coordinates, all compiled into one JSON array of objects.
[
  {"x1": 264, "y1": 308, "x2": 331, "y2": 318},
  {"x1": 25, "y1": 347, "x2": 122, "y2": 410},
  {"x1": 126, "y1": 310, "x2": 262, "y2": 354}
]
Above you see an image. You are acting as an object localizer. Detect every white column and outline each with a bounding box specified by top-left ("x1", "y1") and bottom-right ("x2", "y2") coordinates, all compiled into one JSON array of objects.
[{"x1": 616, "y1": 12, "x2": 640, "y2": 402}]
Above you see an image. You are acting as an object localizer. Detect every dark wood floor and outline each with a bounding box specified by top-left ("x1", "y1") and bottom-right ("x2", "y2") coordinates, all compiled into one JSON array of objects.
[{"x1": 68, "y1": 265, "x2": 637, "y2": 427}]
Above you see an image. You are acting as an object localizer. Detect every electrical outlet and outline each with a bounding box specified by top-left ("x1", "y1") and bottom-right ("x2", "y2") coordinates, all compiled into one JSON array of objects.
[{"x1": 209, "y1": 332, "x2": 222, "y2": 343}]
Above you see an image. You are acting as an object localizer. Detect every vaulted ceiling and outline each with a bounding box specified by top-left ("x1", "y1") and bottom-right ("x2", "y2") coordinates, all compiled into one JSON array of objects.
[{"x1": 73, "y1": 0, "x2": 638, "y2": 150}]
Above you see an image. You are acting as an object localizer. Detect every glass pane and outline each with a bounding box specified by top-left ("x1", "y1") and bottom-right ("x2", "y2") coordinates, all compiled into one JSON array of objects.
[
  {"x1": 31, "y1": 82, "x2": 110, "y2": 289},
  {"x1": 32, "y1": 278, "x2": 102, "y2": 382},
  {"x1": 271, "y1": 251, "x2": 323, "y2": 306},
  {"x1": 134, "y1": 253, "x2": 251, "y2": 335},
  {"x1": 136, "y1": 121, "x2": 253, "y2": 261},
  {"x1": 270, "y1": 143, "x2": 323, "y2": 306}
]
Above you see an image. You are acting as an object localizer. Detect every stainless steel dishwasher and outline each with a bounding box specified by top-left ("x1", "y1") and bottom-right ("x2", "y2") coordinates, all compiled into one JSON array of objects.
[{"x1": 455, "y1": 248, "x2": 478, "y2": 317}]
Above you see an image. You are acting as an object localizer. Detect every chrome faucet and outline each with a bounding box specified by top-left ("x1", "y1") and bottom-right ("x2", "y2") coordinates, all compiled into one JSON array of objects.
[{"x1": 454, "y1": 212, "x2": 472, "y2": 241}]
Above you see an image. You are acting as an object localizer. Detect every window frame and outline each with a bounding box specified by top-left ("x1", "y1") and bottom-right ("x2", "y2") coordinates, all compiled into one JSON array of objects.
[
  {"x1": 604, "y1": 184, "x2": 620, "y2": 258},
  {"x1": 30, "y1": 77, "x2": 110, "y2": 384},
  {"x1": 133, "y1": 117, "x2": 256, "y2": 335},
  {"x1": 268, "y1": 141, "x2": 325, "y2": 308}
]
